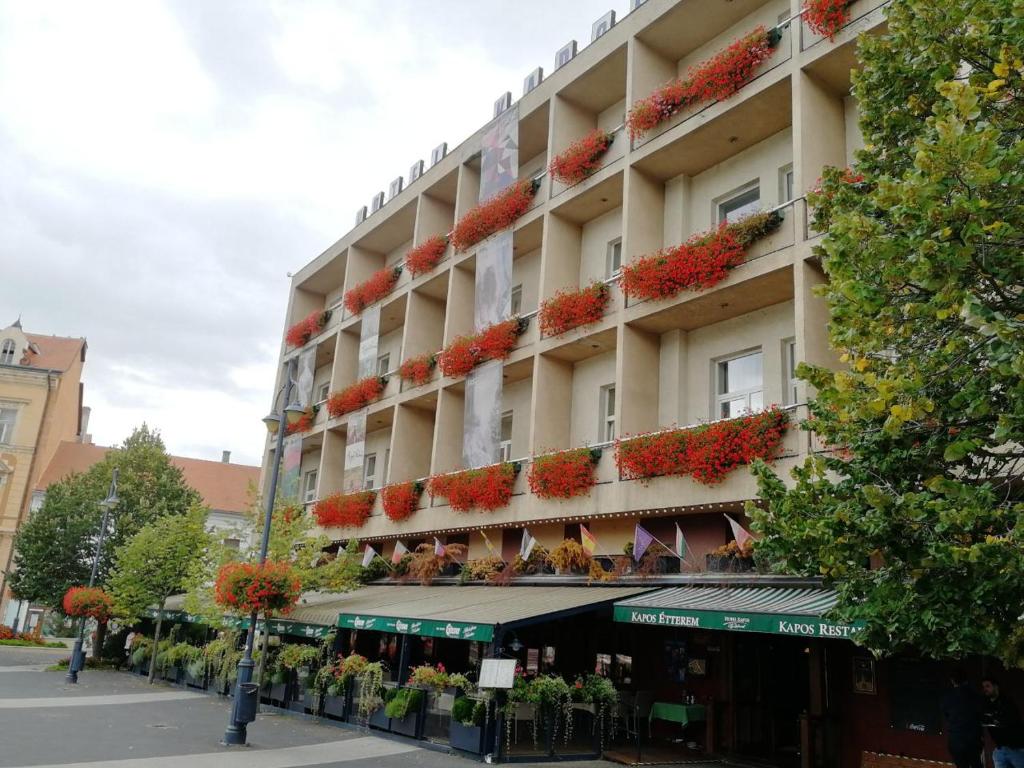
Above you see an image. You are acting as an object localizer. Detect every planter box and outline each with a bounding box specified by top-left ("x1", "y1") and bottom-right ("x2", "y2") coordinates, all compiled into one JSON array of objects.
[
  {"x1": 303, "y1": 690, "x2": 323, "y2": 716},
  {"x1": 183, "y1": 669, "x2": 207, "y2": 690},
  {"x1": 132, "y1": 662, "x2": 149, "y2": 677},
  {"x1": 389, "y1": 709, "x2": 420, "y2": 738},
  {"x1": 322, "y1": 693, "x2": 347, "y2": 720},
  {"x1": 367, "y1": 706, "x2": 389, "y2": 730},
  {"x1": 449, "y1": 721, "x2": 484, "y2": 754},
  {"x1": 705, "y1": 554, "x2": 754, "y2": 573},
  {"x1": 162, "y1": 665, "x2": 183, "y2": 684},
  {"x1": 262, "y1": 682, "x2": 289, "y2": 705}
]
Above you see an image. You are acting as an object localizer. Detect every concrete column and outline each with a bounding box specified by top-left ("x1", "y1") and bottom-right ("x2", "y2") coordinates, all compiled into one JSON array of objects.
[
  {"x1": 392, "y1": 403, "x2": 435, "y2": 483},
  {"x1": 318, "y1": 428, "x2": 346, "y2": 497},
  {"x1": 618, "y1": 324, "x2": 660, "y2": 436},
  {"x1": 402, "y1": 289, "x2": 446, "y2": 363},
  {"x1": 454, "y1": 163, "x2": 480, "y2": 220},
  {"x1": 414, "y1": 192, "x2": 455, "y2": 243},
  {"x1": 443, "y1": 265, "x2": 475, "y2": 345},
  {"x1": 431, "y1": 387, "x2": 464, "y2": 475},
  {"x1": 622, "y1": 166, "x2": 665, "y2": 262},
  {"x1": 538, "y1": 213, "x2": 582, "y2": 305},
  {"x1": 530, "y1": 355, "x2": 573, "y2": 453}
]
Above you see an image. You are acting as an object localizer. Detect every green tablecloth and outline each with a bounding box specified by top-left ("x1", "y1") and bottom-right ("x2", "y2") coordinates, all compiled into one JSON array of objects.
[{"x1": 648, "y1": 702, "x2": 706, "y2": 734}]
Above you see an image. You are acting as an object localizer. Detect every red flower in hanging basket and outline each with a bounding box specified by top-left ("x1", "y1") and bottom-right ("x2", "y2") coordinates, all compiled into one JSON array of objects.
[
  {"x1": 437, "y1": 318, "x2": 525, "y2": 378},
  {"x1": 381, "y1": 481, "x2": 423, "y2": 522},
  {"x1": 428, "y1": 463, "x2": 517, "y2": 512},
  {"x1": 62, "y1": 586, "x2": 114, "y2": 622},
  {"x1": 285, "y1": 310, "x2": 331, "y2": 348},
  {"x1": 326, "y1": 376, "x2": 386, "y2": 417},
  {"x1": 344, "y1": 266, "x2": 401, "y2": 315},
  {"x1": 538, "y1": 283, "x2": 610, "y2": 338},
  {"x1": 285, "y1": 406, "x2": 317, "y2": 435},
  {"x1": 549, "y1": 129, "x2": 614, "y2": 186},
  {"x1": 405, "y1": 236, "x2": 448, "y2": 277},
  {"x1": 615, "y1": 408, "x2": 788, "y2": 485},
  {"x1": 627, "y1": 26, "x2": 778, "y2": 140},
  {"x1": 213, "y1": 560, "x2": 301, "y2": 616},
  {"x1": 528, "y1": 448, "x2": 602, "y2": 500},
  {"x1": 451, "y1": 180, "x2": 538, "y2": 253},
  {"x1": 398, "y1": 353, "x2": 436, "y2": 387},
  {"x1": 803, "y1": 0, "x2": 849, "y2": 40},
  {"x1": 620, "y1": 210, "x2": 781, "y2": 302},
  {"x1": 312, "y1": 491, "x2": 376, "y2": 528}
]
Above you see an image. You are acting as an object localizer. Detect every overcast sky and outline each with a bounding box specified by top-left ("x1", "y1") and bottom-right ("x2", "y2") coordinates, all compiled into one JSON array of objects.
[{"x1": 0, "y1": 0, "x2": 626, "y2": 466}]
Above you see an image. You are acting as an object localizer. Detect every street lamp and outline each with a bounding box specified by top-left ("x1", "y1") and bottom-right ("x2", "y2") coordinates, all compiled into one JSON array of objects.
[
  {"x1": 224, "y1": 357, "x2": 300, "y2": 745},
  {"x1": 65, "y1": 468, "x2": 119, "y2": 685}
]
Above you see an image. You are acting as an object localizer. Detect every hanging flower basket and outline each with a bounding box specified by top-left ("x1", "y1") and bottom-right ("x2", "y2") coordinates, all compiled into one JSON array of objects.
[
  {"x1": 620, "y1": 210, "x2": 781, "y2": 302},
  {"x1": 615, "y1": 408, "x2": 789, "y2": 484},
  {"x1": 344, "y1": 266, "x2": 401, "y2": 315},
  {"x1": 428, "y1": 463, "x2": 518, "y2": 512},
  {"x1": 405, "y1": 236, "x2": 448, "y2": 277},
  {"x1": 627, "y1": 26, "x2": 780, "y2": 141},
  {"x1": 548, "y1": 129, "x2": 614, "y2": 186},
  {"x1": 285, "y1": 310, "x2": 331, "y2": 348},
  {"x1": 437, "y1": 318, "x2": 526, "y2": 378},
  {"x1": 326, "y1": 376, "x2": 386, "y2": 417},
  {"x1": 62, "y1": 586, "x2": 114, "y2": 622},
  {"x1": 451, "y1": 179, "x2": 538, "y2": 253},
  {"x1": 313, "y1": 491, "x2": 376, "y2": 528},
  {"x1": 528, "y1": 448, "x2": 602, "y2": 500},
  {"x1": 213, "y1": 560, "x2": 301, "y2": 616},
  {"x1": 285, "y1": 405, "x2": 318, "y2": 435},
  {"x1": 398, "y1": 353, "x2": 436, "y2": 387},
  {"x1": 538, "y1": 283, "x2": 610, "y2": 338},
  {"x1": 803, "y1": 0, "x2": 849, "y2": 40},
  {"x1": 381, "y1": 481, "x2": 423, "y2": 522}
]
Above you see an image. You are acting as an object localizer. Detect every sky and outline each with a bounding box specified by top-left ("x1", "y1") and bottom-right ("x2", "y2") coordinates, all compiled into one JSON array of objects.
[{"x1": 0, "y1": 0, "x2": 626, "y2": 466}]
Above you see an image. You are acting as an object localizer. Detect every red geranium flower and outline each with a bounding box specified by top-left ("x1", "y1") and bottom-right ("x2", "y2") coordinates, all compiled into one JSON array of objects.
[
  {"x1": 214, "y1": 561, "x2": 301, "y2": 616},
  {"x1": 381, "y1": 481, "x2": 423, "y2": 522},
  {"x1": 437, "y1": 318, "x2": 523, "y2": 378},
  {"x1": 428, "y1": 463, "x2": 517, "y2": 512},
  {"x1": 528, "y1": 448, "x2": 601, "y2": 500},
  {"x1": 398, "y1": 353, "x2": 436, "y2": 387},
  {"x1": 285, "y1": 310, "x2": 331, "y2": 348},
  {"x1": 538, "y1": 283, "x2": 609, "y2": 338},
  {"x1": 326, "y1": 376, "x2": 385, "y2": 417},
  {"x1": 313, "y1": 491, "x2": 376, "y2": 528},
  {"x1": 344, "y1": 267, "x2": 401, "y2": 315},
  {"x1": 285, "y1": 407, "x2": 317, "y2": 435},
  {"x1": 451, "y1": 180, "x2": 537, "y2": 253},
  {"x1": 803, "y1": 0, "x2": 849, "y2": 40},
  {"x1": 62, "y1": 586, "x2": 114, "y2": 622},
  {"x1": 405, "y1": 236, "x2": 448, "y2": 277},
  {"x1": 549, "y1": 129, "x2": 613, "y2": 186}
]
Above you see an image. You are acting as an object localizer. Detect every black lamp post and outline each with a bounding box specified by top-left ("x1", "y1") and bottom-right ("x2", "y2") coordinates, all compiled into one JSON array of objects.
[
  {"x1": 65, "y1": 468, "x2": 119, "y2": 685},
  {"x1": 223, "y1": 357, "x2": 305, "y2": 745}
]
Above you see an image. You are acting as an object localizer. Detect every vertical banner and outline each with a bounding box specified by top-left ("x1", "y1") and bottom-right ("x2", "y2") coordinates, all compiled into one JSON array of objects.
[
  {"x1": 344, "y1": 306, "x2": 381, "y2": 492},
  {"x1": 357, "y1": 306, "x2": 381, "y2": 379},
  {"x1": 295, "y1": 347, "x2": 316, "y2": 410},
  {"x1": 281, "y1": 435, "x2": 302, "y2": 501},
  {"x1": 480, "y1": 106, "x2": 519, "y2": 201},
  {"x1": 463, "y1": 360, "x2": 503, "y2": 468},
  {"x1": 474, "y1": 231, "x2": 513, "y2": 331}
]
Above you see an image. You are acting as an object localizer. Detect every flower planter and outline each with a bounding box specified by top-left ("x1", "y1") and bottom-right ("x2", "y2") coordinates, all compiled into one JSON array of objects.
[
  {"x1": 389, "y1": 709, "x2": 421, "y2": 739},
  {"x1": 367, "y1": 706, "x2": 389, "y2": 730},
  {"x1": 262, "y1": 681, "x2": 289, "y2": 705},
  {"x1": 183, "y1": 669, "x2": 207, "y2": 690},
  {"x1": 132, "y1": 662, "x2": 149, "y2": 677},
  {"x1": 322, "y1": 693, "x2": 348, "y2": 720},
  {"x1": 162, "y1": 665, "x2": 183, "y2": 685},
  {"x1": 705, "y1": 554, "x2": 754, "y2": 573},
  {"x1": 303, "y1": 689, "x2": 323, "y2": 716},
  {"x1": 449, "y1": 721, "x2": 485, "y2": 754}
]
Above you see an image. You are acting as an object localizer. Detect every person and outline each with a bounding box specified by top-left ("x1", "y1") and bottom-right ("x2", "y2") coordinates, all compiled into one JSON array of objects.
[
  {"x1": 123, "y1": 629, "x2": 136, "y2": 669},
  {"x1": 941, "y1": 668, "x2": 984, "y2": 768},
  {"x1": 982, "y1": 677, "x2": 1024, "y2": 768}
]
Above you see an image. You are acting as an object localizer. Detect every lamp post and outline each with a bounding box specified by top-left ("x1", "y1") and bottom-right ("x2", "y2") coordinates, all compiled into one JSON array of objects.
[
  {"x1": 223, "y1": 357, "x2": 305, "y2": 746},
  {"x1": 65, "y1": 468, "x2": 119, "y2": 685}
]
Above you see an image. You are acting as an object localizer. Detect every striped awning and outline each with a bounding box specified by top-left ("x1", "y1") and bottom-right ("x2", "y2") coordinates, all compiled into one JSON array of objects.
[{"x1": 613, "y1": 586, "x2": 861, "y2": 639}]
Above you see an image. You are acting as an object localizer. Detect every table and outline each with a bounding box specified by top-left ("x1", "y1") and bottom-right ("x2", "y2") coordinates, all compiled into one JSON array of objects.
[{"x1": 648, "y1": 702, "x2": 706, "y2": 736}]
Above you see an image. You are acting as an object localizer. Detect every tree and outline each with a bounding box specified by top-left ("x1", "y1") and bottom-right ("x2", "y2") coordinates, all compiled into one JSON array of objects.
[
  {"x1": 750, "y1": 1, "x2": 1024, "y2": 664},
  {"x1": 109, "y1": 506, "x2": 210, "y2": 683}
]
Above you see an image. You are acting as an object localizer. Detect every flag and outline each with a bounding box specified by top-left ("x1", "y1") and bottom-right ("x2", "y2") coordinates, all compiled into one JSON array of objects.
[
  {"x1": 725, "y1": 514, "x2": 753, "y2": 547},
  {"x1": 434, "y1": 537, "x2": 447, "y2": 558},
  {"x1": 675, "y1": 523, "x2": 687, "y2": 560},
  {"x1": 633, "y1": 524, "x2": 655, "y2": 562},
  {"x1": 391, "y1": 541, "x2": 408, "y2": 565},
  {"x1": 580, "y1": 524, "x2": 597, "y2": 555},
  {"x1": 480, "y1": 530, "x2": 497, "y2": 556},
  {"x1": 520, "y1": 528, "x2": 537, "y2": 560},
  {"x1": 361, "y1": 545, "x2": 377, "y2": 568}
]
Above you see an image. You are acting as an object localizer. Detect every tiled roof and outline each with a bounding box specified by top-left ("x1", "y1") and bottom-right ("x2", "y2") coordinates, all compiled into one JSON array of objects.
[{"x1": 22, "y1": 333, "x2": 86, "y2": 372}]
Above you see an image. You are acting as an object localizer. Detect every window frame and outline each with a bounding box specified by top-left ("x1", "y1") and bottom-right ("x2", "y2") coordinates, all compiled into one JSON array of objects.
[
  {"x1": 500, "y1": 410, "x2": 513, "y2": 462},
  {"x1": 363, "y1": 453, "x2": 377, "y2": 490},
  {"x1": 782, "y1": 338, "x2": 798, "y2": 406},
  {"x1": 714, "y1": 349, "x2": 765, "y2": 419},
  {"x1": 779, "y1": 164, "x2": 794, "y2": 205},
  {"x1": 316, "y1": 382, "x2": 330, "y2": 404},
  {"x1": 303, "y1": 468, "x2": 318, "y2": 504},
  {"x1": 0, "y1": 339, "x2": 14, "y2": 366},
  {"x1": 599, "y1": 384, "x2": 616, "y2": 443},
  {"x1": 510, "y1": 284, "x2": 523, "y2": 317},
  {"x1": 376, "y1": 352, "x2": 391, "y2": 378},
  {"x1": 0, "y1": 406, "x2": 17, "y2": 445},
  {"x1": 716, "y1": 181, "x2": 761, "y2": 225},
  {"x1": 606, "y1": 238, "x2": 623, "y2": 278}
]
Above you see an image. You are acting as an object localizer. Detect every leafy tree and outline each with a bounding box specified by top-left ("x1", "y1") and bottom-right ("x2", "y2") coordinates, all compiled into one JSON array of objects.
[
  {"x1": 109, "y1": 506, "x2": 210, "y2": 683},
  {"x1": 751, "y1": 1, "x2": 1024, "y2": 664}
]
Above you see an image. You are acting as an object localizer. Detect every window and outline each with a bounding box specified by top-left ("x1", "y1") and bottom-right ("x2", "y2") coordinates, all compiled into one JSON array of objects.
[
  {"x1": 606, "y1": 238, "x2": 622, "y2": 278},
  {"x1": 510, "y1": 284, "x2": 523, "y2": 316},
  {"x1": 317, "y1": 382, "x2": 330, "y2": 403},
  {"x1": 600, "y1": 384, "x2": 616, "y2": 442},
  {"x1": 0, "y1": 407, "x2": 16, "y2": 444},
  {"x1": 363, "y1": 453, "x2": 377, "y2": 490},
  {"x1": 383, "y1": 448, "x2": 390, "y2": 485},
  {"x1": 779, "y1": 164, "x2": 794, "y2": 204},
  {"x1": 377, "y1": 353, "x2": 391, "y2": 377},
  {"x1": 783, "y1": 339, "x2": 798, "y2": 405},
  {"x1": 303, "y1": 469, "x2": 318, "y2": 504},
  {"x1": 0, "y1": 339, "x2": 14, "y2": 366},
  {"x1": 715, "y1": 350, "x2": 764, "y2": 418},
  {"x1": 500, "y1": 411, "x2": 513, "y2": 462},
  {"x1": 717, "y1": 183, "x2": 761, "y2": 224}
]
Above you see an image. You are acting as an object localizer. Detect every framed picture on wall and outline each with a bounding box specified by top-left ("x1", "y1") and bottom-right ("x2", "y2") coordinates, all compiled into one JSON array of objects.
[{"x1": 853, "y1": 657, "x2": 877, "y2": 694}]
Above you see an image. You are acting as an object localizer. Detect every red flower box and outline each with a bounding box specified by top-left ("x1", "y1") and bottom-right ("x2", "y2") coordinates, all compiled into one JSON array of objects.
[
  {"x1": 627, "y1": 26, "x2": 779, "y2": 141},
  {"x1": 213, "y1": 560, "x2": 301, "y2": 616},
  {"x1": 285, "y1": 406, "x2": 317, "y2": 435},
  {"x1": 528, "y1": 448, "x2": 601, "y2": 500},
  {"x1": 615, "y1": 408, "x2": 789, "y2": 485},
  {"x1": 451, "y1": 179, "x2": 537, "y2": 253},
  {"x1": 620, "y1": 210, "x2": 781, "y2": 302},
  {"x1": 62, "y1": 586, "x2": 114, "y2": 622},
  {"x1": 326, "y1": 376, "x2": 385, "y2": 417},
  {"x1": 405, "y1": 236, "x2": 448, "y2": 277},
  {"x1": 549, "y1": 129, "x2": 613, "y2": 186},
  {"x1": 313, "y1": 491, "x2": 376, "y2": 528},
  {"x1": 344, "y1": 266, "x2": 401, "y2": 315},
  {"x1": 398, "y1": 353, "x2": 436, "y2": 386},
  {"x1": 428, "y1": 463, "x2": 517, "y2": 512},
  {"x1": 285, "y1": 310, "x2": 331, "y2": 348},
  {"x1": 437, "y1": 318, "x2": 524, "y2": 378},
  {"x1": 538, "y1": 283, "x2": 610, "y2": 338},
  {"x1": 803, "y1": 0, "x2": 849, "y2": 40},
  {"x1": 382, "y1": 481, "x2": 423, "y2": 522}
]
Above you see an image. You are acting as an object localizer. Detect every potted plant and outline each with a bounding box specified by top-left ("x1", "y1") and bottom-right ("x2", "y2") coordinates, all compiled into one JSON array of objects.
[
  {"x1": 274, "y1": 643, "x2": 319, "y2": 713},
  {"x1": 130, "y1": 636, "x2": 152, "y2": 676},
  {"x1": 449, "y1": 696, "x2": 488, "y2": 754},
  {"x1": 351, "y1": 661, "x2": 387, "y2": 728},
  {"x1": 184, "y1": 652, "x2": 207, "y2": 690},
  {"x1": 525, "y1": 675, "x2": 573, "y2": 754},
  {"x1": 203, "y1": 632, "x2": 241, "y2": 695},
  {"x1": 547, "y1": 539, "x2": 593, "y2": 575},
  {"x1": 706, "y1": 539, "x2": 755, "y2": 572},
  {"x1": 384, "y1": 687, "x2": 425, "y2": 738},
  {"x1": 583, "y1": 675, "x2": 619, "y2": 754},
  {"x1": 318, "y1": 652, "x2": 367, "y2": 719}
]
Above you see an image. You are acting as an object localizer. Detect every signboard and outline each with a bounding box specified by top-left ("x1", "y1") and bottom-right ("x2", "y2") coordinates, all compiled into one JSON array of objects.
[
  {"x1": 613, "y1": 605, "x2": 862, "y2": 639},
  {"x1": 478, "y1": 658, "x2": 517, "y2": 689},
  {"x1": 336, "y1": 613, "x2": 494, "y2": 642}
]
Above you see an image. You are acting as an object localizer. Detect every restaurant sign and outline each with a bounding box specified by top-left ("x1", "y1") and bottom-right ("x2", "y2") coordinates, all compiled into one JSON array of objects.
[
  {"x1": 613, "y1": 606, "x2": 862, "y2": 639},
  {"x1": 337, "y1": 613, "x2": 494, "y2": 642},
  {"x1": 142, "y1": 609, "x2": 332, "y2": 639}
]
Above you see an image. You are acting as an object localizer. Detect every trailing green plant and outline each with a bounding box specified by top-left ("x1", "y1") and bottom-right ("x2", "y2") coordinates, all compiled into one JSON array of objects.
[
  {"x1": 314, "y1": 651, "x2": 368, "y2": 696},
  {"x1": 203, "y1": 631, "x2": 241, "y2": 688},
  {"x1": 452, "y1": 696, "x2": 486, "y2": 727},
  {"x1": 525, "y1": 675, "x2": 574, "y2": 746},
  {"x1": 275, "y1": 643, "x2": 319, "y2": 672},
  {"x1": 355, "y1": 661, "x2": 385, "y2": 721},
  {"x1": 447, "y1": 673, "x2": 474, "y2": 695},
  {"x1": 582, "y1": 675, "x2": 619, "y2": 750},
  {"x1": 384, "y1": 687, "x2": 423, "y2": 720},
  {"x1": 130, "y1": 636, "x2": 153, "y2": 667}
]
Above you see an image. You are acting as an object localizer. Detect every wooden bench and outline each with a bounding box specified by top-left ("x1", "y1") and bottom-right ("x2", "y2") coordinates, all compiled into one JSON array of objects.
[{"x1": 862, "y1": 751, "x2": 955, "y2": 768}]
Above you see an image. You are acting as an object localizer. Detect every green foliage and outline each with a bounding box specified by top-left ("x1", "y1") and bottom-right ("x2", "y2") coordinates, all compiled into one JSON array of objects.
[
  {"x1": 751, "y1": 0, "x2": 1024, "y2": 665},
  {"x1": 383, "y1": 687, "x2": 423, "y2": 719},
  {"x1": 451, "y1": 696, "x2": 478, "y2": 726},
  {"x1": 355, "y1": 662, "x2": 385, "y2": 720},
  {"x1": 274, "y1": 643, "x2": 318, "y2": 672}
]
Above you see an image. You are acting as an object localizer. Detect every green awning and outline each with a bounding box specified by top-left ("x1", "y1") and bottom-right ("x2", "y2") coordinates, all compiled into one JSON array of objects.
[{"x1": 613, "y1": 586, "x2": 862, "y2": 639}]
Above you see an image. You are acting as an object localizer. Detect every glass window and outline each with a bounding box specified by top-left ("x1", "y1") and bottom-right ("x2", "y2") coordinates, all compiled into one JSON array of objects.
[
  {"x1": 718, "y1": 183, "x2": 761, "y2": 224},
  {"x1": 779, "y1": 164, "x2": 794, "y2": 204},
  {"x1": 0, "y1": 407, "x2": 16, "y2": 444},
  {"x1": 716, "y1": 351, "x2": 764, "y2": 418},
  {"x1": 600, "y1": 384, "x2": 616, "y2": 442},
  {"x1": 783, "y1": 338, "x2": 798, "y2": 405},
  {"x1": 317, "y1": 382, "x2": 330, "y2": 403},
  {"x1": 383, "y1": 448, "x2": 390, "y2": 486},
  {"x1": 0, "y1": 339, "x2": 14, "y2": 366},
  {"x1": 606, "y1": 238, "x2": 622, "y2": 277},
  {"x1": 500, "y1": 411, "x2": 513, "y2": 462},
  {"x1": 377, "y1": 353, "x2": 390, "y2": 377},
  {"x1": 303, "y1": 469, "x2": 318, "y2": 504},
  {"x1": 363, "y1": 453, "x2": 377, "y2": 490},
  {"x1": 510, "y1": 285, "x2": 523, "y2": 316}
]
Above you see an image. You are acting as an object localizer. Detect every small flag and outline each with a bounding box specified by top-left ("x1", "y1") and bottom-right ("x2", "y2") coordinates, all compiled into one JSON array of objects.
[
  {"x1": 480, "y1": 530, "x2": 497, "y2": 556},
  {"x1": 633, "y1": 524, "x2": 655, "y2": 562},
  {"x1": 520, "y1": 528, "x2": 537, "y2": 560},
  {"x1": 725, "y1": 514, "x2": 753, "y2": 547},
  {"x1": 361, "y1": 545, "x2": 378, "y2": 568},
  {"x1": 391, "y1": 541, "x2": 408, "y2": 565},
  {"x1": 675, "y1": 523, "x2": 687, "y2": 560},
  {"x1": 434, "y1": 537, "x2": 447, "y2": 558},
  {"x1": 580, "y1": 524, "x2": 597, "y2": 555}
]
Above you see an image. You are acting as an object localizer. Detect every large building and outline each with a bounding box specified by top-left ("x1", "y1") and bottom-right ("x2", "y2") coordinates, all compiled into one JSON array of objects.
[{"x1": 261, "y1": 2, "x2": 967, "y2": 766}]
